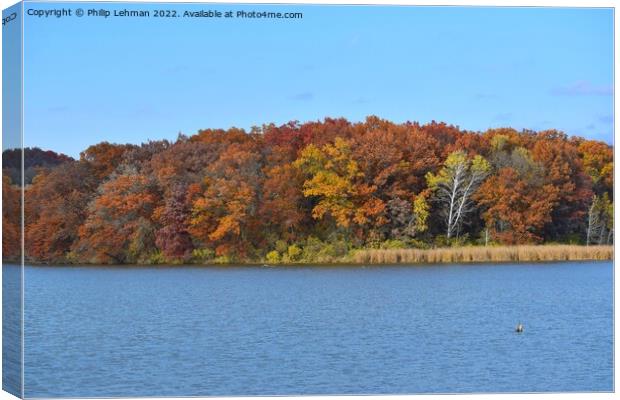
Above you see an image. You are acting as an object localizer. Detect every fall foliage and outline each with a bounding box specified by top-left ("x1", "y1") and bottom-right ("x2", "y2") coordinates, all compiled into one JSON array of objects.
[{"x1": 2, "y1": 116, "x2": 613, "y2": 264}]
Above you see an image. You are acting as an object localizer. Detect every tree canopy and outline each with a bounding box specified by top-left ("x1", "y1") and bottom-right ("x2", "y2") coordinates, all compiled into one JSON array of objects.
[{"x1": 3, "y1": 116, "x2": 613, "y2": 264}]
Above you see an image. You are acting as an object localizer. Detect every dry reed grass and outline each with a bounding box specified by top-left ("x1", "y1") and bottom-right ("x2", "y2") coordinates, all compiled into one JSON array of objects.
[{"x1": 352, "y1": 245, "x2": 613, "y2": 264}]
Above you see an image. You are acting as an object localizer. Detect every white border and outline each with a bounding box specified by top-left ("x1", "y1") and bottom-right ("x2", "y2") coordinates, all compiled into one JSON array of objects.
[{"x1": 0, "y1": 1, "x2": 616, "y2": 400}]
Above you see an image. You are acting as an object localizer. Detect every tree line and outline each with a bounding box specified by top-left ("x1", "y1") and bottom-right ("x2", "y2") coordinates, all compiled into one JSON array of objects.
[{"x1": 2, "y1": 116, "x2": 613, "y2": 264}]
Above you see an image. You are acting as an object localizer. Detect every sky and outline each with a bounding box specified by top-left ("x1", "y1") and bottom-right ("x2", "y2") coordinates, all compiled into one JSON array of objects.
[
  {"x1": 15, "y1": 3, "x2": 615, "y2": 158},
  {"x1": 3, "y1": 2, "x2": 22, "y2": 151}
]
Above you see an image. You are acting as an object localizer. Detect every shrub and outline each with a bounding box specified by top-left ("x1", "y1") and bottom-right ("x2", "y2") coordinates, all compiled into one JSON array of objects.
[
  {"x1": 65, "y1": 251, "x2": 79, "y2": 264},
  {"x1": 301, "y1": 236, "x2": 324, "y2": 262},
  {"x1": 316, "y1": 244, "x2": 336, "y2": 263},
  {"x1": 331, "y1": 240, "x2": 349, "y2": 257},
  {"x1": 287, "y1": 245, "x2": 302, "y2": 261},
  {"x1": 192, "y1": 248, "x2": 215, "y2": 263},
  {"x1": 275, "y1": 240, "x2": 288, "y2": 254},
  {"x1": 214, "y1": 255, "x2": 231, "y2": 264},
  {"x1": 266, "y1": 250, "x2": 280, "y2": 264},
  {"x1": 365, "y1": 229, "x2": 384, "y2": 249},
  {"x1": 146, "y1": 251, "x2": 166, "y2": 265},
  {"x1": 380, "y1": 239, "x2": 407, "y2": 249},
  {"x1": 407, "y1": 239, "x2": 430, "y2": 249}
]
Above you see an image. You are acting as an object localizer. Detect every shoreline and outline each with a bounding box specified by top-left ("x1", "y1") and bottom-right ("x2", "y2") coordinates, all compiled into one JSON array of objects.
[
  {"x1": 7, "y1": 245, "x2": 614, "y2": 268},
  {"x1": 12, "y1": 259, "x2": 615, "y2": 269}
]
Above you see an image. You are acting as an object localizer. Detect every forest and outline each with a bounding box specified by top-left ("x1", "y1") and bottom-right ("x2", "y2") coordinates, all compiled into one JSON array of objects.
[{"x1": 2, "y1": 116, "x2": 614, "y2": 264}]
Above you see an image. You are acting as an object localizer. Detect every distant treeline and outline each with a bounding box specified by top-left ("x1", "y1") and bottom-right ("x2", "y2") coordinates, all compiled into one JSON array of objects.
[
  {"x1": 3, "y1": 147, "x2": 73, "y2": 185},
  {"x1": 2, "y1": 116, "x2": 614, "y2": 264}
]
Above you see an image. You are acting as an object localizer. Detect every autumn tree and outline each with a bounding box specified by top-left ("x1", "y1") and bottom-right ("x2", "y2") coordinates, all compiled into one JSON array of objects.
[
  {"x1": 383, "y1": 195, "x2": 429, "y2": 241},
  {"x1": 297, "y1": 118, "x2": 354, "y2": 148},
  {"x1": 417, "y1": 121, "x2": 462, "y2": 158},
  {"x1": 188, "y1": 142, "x2": 263, "y2": 258},
  {"x1": 3, "y1": 147, "x2": 73, "y2": 185},
  {"x1": 149, "y1": 140, "x2": 220, "y2": 193},
  {"x1": 352, "y1": 116, "x2": 442, "y2": 198},
  {"x1": 259, "y1": 163, "x2": 307, "y2": 244},
  {"x1": 189, "y1": 127, "x2": 252, "y2": 147},
  {"x1": 532, "y1": 131, "x2": 592, "y2": 240},
  {"x1": 578, "y1": 140, "x2": 613, "y2": 197},
  {"x1": 79, "y1": 142, "x2": 137, "y2": 179},
  {"x1": 426, "y1": 151, "x2": 490, "y2": 239},
  {"x1": 24, "y1": 161, "x2": 99, "y2": 262},
  {"x1": 121, "y1": 140, "x2": 171, "y2": 173},
  {"x1": 475, "y1": 167, "x2": 558, "y2": 244},
  {"x1": 154, "y1": 184, "x2": 193, "y2": 260},
  {"x1": 72, "y1": 167, "x2": 161, "y2": 264},
  {"x1": 2, "y1": 174, "x2": 20, "y2": 260},
  {"x1": 262, "y1": 121, "x2": 305, "y2": 158},
  {"x1": 294, "y1": 137, "x2": 386, "y2": 238}
]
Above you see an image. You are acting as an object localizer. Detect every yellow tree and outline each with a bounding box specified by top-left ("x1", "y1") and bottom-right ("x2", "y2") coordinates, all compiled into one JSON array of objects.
[
  {"x1": 578, "y1": 140, "x2": 613, "y2": 196},
  {"x1": 294, "y1": 137, "x2": 385, "y2": 232}
]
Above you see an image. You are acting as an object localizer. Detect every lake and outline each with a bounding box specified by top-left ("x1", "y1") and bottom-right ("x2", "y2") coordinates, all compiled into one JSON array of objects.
[{"x1": 12, "y1": 262, "x2": 614, "y2": 397}]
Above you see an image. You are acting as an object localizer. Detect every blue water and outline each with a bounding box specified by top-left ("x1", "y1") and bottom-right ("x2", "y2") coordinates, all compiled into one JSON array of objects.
[{"x1": 14, "y1": 262, "x2": 614, "y2": 397}]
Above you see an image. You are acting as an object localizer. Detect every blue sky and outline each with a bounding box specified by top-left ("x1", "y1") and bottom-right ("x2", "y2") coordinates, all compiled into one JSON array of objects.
[
  {"x1": 20, "y1": 3, "x2": 614, "y2": 158},
  {"x1": 3, "y1": 2, "x2": 22, "y2": 152}
]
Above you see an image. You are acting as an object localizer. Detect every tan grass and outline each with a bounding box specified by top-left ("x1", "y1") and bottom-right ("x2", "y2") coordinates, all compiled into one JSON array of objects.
[{"x1": 352, "y1": 245, "x2": 613, "y2": 264}]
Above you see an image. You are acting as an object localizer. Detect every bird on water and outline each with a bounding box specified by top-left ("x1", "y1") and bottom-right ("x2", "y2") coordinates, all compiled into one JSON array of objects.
[{"x1": 515, "y1": 323, "x2": 524, "y2": 333}]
